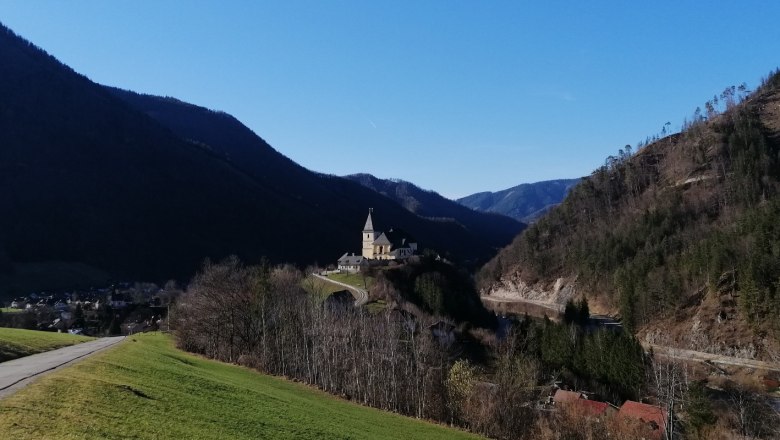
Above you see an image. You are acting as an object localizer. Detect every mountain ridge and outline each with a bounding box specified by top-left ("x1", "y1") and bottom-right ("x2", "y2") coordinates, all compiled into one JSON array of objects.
[{"x1": 457, "y1": 178, "x2": 580, "y2": 223}]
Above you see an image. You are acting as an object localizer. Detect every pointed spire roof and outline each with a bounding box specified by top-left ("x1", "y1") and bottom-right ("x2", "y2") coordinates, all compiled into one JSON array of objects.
[{"x1": 363, "y1": 209, "x2": 374, "y2": 231}]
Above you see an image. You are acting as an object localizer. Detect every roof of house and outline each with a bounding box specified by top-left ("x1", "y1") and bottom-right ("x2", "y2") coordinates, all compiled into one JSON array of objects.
[
  {"x1": 553, "y1": 389, "x2": 583, "y2": 403},
  {"x1": 575, "y1": 399, "x2": 610, "y2": 416},
  {"x1": 373, "y1": 233, "x2": 392, "y2": 246},
  {"x1": 618, "y1": 401, "x2": 667, "y2": 431},
  {"x1": 338, "y1": 253, "x2": 365, "y2": 265}
]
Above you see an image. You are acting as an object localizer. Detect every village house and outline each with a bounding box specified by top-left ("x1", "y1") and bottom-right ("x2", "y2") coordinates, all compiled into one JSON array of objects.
[
  {"x1": 552, "y1": 389, "x2": 612, "y2": 418},
  {"x1": 618, "y1": 400, "x2": 667, "y2": 437},
  {"x1": 337, "y1": 253, "x2": 365, "y2": 273}
]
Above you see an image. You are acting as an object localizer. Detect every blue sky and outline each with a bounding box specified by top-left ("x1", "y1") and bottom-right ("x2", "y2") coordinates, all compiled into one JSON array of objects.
[{"x1": 1, "y1": 1, "x2": 778, "y2": 198}]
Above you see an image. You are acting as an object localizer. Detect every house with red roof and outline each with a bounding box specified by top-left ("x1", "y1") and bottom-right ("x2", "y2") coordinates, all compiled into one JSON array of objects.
[
  {"x1": 552, "y1": 389, "x2": 612, "y2": 418},
  {"x1": 576, "y1": 399, "x2": 611, "y2": 417},
  {"x1": 618, "y1": 400, "x2": 667, "y2": 437}
]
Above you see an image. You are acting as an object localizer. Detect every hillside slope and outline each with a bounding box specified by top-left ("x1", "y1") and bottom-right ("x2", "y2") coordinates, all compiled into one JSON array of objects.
[
  {"x1": 0, "y1": 333, "x2": 478, "y2": 439},
  {"x1": 458, "y1": 178, "x2": 580, "y2": 223},
  {"x1": 480, "y1": 72, "x2": 780, "y2": 359},
  {"x1": 0, "y1": 23, "x2": 507, "y2": 295},
  {"x1": 345, "y1": 173, "x2": 525, "y2": 249}
]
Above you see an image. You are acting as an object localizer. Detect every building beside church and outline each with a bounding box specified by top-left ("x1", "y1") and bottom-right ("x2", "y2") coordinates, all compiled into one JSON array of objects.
[
  {"x1": 337, "y1": 253, "x2": 365, "y2": 272},
  {"x1": 361, "y1": 209, "x2": 417, "y2": 260}
]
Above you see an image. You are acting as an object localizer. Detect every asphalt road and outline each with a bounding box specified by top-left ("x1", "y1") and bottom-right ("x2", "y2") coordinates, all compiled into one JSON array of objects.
[
  {"x1": 0, "y1": 336, "x2": 125, "y2": 399},
  {"x1": 644, "y1": 343, "x2": 780, "y2": 373},
  {"x1": 313, "y1": 273, "x2": 369, "y2": 306}
]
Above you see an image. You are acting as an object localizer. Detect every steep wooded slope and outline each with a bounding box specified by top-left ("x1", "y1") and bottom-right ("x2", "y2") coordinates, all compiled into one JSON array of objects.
[
  {"x1": 480, "y1": 72, "x2": 780, "y2": 358},
  {"x1": 458, "y1": 178, "x2": 580, "y2": 223},
  {"x1": 344, "y1": 173, "x2": 524, "y2": 249},
  {"x1": 0, "y1": 24, "x2": 301, "y2": 284}
]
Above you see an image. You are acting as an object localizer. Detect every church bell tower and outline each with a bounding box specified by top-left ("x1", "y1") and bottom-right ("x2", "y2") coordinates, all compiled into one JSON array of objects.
[{"x1": 362, "y1": 209, "x2": 375, "y2": 259}]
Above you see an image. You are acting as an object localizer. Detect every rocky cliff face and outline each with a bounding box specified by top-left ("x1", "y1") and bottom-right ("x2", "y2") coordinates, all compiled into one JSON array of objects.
[{"x1": 483, "y1": 273, "x2": 577, "y2": 306}]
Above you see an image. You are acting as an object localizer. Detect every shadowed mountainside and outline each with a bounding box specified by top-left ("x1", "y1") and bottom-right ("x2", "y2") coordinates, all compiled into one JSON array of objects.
[
  {"x1": 0, "y1": 23, "x2": 511, "y2": 295},
  {"x1": 107, "y1": 88, "x2": 512, "y2": 264}
]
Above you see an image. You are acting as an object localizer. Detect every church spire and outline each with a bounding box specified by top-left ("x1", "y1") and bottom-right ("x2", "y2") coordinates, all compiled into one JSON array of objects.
[{"x1": 363, "y1": 208, "x2": 374, "y2": 231}]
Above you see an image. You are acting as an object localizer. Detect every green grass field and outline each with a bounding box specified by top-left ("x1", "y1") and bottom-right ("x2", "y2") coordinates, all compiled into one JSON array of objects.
[
  {"x1": 0, "y1": 307, "x2": 23, "y2": 314},
  {"x1": 327, "y1": 272, "x2": 374, "y2": 290},
  {"x1": 0, "y1": 327, "x2": 94, "y2": 362},
  {"x1": 0, "y1": 333, "x2": 480, "y2": 440}
]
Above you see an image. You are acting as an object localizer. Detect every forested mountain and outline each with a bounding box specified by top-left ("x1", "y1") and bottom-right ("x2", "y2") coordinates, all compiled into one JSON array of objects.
[
  {"x1": 0, "y1": 23, "x2": 507, "y2": 295},
  {"x1": 107, "y1": 89, "x2": 514, "y2": 262},
  {"x1": 480, "y1": 72, "x2": 780, "y2": 358},
  {"x1": 457, "y1": 178, "x2": 580, "y2": 223},
  {"x1": 344, "y1": 173, "x2": 524, "y2": 249}
]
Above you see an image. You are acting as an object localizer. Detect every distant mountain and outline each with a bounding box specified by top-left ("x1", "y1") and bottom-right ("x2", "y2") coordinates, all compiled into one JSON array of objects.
[
  {"x1": 457, "y1": 179, "x2": 580, "y2": 223},
  {"x1": 344, "y1": 174, "x2": 525, "y2": 249},
  {"x1": 0, "y1": 23, "x2": 512, "y2": 295}
]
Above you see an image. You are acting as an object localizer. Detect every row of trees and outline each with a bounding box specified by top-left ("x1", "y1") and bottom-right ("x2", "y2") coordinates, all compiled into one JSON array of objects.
[
  {"x1": 175, "y1": 257, "x2": 778, "y2": 438},
  {"x1": 177, "y1": 257, "x2": 451, "y2": 420}
]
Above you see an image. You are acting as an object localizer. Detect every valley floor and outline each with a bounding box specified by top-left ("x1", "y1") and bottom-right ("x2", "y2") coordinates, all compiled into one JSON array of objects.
[{"x1": 0, "y1": 332, "x2": 480, "y2": 440}]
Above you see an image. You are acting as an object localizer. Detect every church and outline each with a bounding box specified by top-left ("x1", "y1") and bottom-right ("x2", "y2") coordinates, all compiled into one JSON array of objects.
[
  {"x1": 361, "y1": 209, "x2": 418, "y2": 260},
  {"x1": 337, "y1": 209, "x2": 418, "y2": 272}
]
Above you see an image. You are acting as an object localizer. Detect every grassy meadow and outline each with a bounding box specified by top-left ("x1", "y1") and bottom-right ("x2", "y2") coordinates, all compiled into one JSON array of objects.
[
  {"x1": 0, "y1": 332, "x2": 480, "y2": 440},
  {"x1": 327, "y1": 272, "x2": 374, "y2": 290},
  {"x1": 0, "y1": 327, "x2": 93, "y2": 362}
]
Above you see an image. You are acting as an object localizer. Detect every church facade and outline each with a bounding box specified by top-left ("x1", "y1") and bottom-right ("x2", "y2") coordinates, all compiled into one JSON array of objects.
[
  {"x1": 337, "y1": 210, "x2": 418, "y2": 272},
  {"x1": 361, "y1": 209, "x2": 417, "y2": 260}
]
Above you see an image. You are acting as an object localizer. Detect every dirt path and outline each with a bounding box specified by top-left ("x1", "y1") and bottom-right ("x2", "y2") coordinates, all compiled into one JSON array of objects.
[{"x1": 0, "y1": 336, "x2": 125, "y2": 399}]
